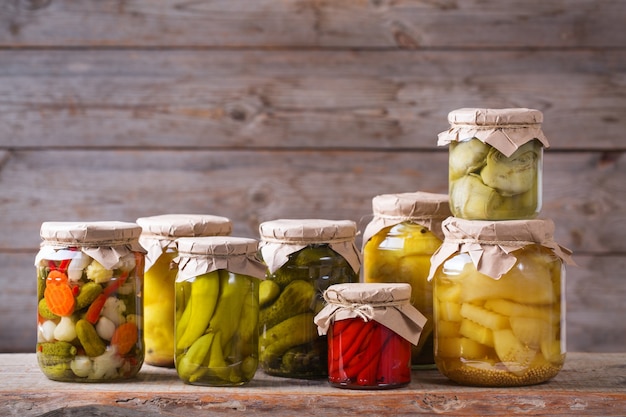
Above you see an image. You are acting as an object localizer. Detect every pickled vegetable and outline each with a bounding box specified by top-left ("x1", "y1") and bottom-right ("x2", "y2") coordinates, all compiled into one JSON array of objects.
[
  {"x1": 259, "y1": 245, "x2": 358, "y2": 378},
  {"x1": 175, "y1": 271, "x2": 259, "y2": 386},
  {"x1": 433, "y1": 246, "x2": 564, "y2": 386},
  {"x1": 328, "y1": 318, "x2": 411, "y2": 389},
  {"x1": 143, "y1": 250, "x2": 178, "y2": 367},
  {"x1": 448, "y1": 139, "x2": 542, "y2": 219},
  {"x1": 36, "y1": 253, "x2": 144, "y2": 382},
  {"x1": 363, "y1": 223, "x2": 441, "y2": 367}
]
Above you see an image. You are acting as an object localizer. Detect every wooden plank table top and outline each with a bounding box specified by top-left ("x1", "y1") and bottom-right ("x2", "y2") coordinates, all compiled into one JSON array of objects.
[{"x1": 0, "y1": 353, "x2": 624, "y2": 416}]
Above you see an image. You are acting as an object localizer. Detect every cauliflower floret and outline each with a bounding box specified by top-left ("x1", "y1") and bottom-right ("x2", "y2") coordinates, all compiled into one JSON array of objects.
[
  {"x1": 113, "y1": 253, "x2": 136, "y2": 273},
  {"x1": 86, "y1": 260, "x2": 113, "y2": 284},
  {"x1": 88, "y1": 347, "x2": 123, "y2": 379},
  {"x1": 101, "y1": 297, "x2": 126, "y2": 326}
]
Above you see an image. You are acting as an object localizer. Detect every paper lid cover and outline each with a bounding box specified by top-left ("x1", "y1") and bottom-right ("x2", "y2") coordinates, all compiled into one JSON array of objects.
[
  {"x1": 38, "y1": 221, "x2": 145, "y2": 269},
  {"x1": 174, "y1": 236, "x2": 266, "y2": 281},
  {"x1": 259, "y1": 219, "x2": 361, "y2": 274},
  {"x1": 362, "y1": 191, "x2": 450, "y2": 245},
  {"x1": 437, "y1": 108, "x2": 550, "y2": 157},
  {"x1": 427, "y1": 217, "x2": 575, "y2": 280},
  {"x1": 314, "y1": 283, "x2": 427, "y2": 345},
  {"x1": 137, "y1": 214, "x2": 232, "y2": 269}
]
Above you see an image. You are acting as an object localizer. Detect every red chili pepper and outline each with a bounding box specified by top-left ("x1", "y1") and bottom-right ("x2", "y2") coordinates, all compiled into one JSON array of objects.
[
  {"x1": 85, "y1": 293, "x2": 107, "y2": 324},
  {"x1": 376, "y1": 331, "x2": 411, "y2": 385},
  {"x1": 58, "y1": 259, "x2": 71, "y2": 273},
  {"x1": 357, "y1": 326, "x2": 396, "y2": 386},
  {"x1": 103, "y1": 272, "x2": 129, "y2": 297},
  {"x1": 48, "y1": 260, "x2": 57, "y2": 271},
  {"x1": 330, "y1": 318, "x2": 366, "y2": 362},
  {"x1": 84, "y1": 272, "x2": 130, "y2": 324},
  {"x1": 335, "y1": 319, "x2": 371, "y2": 367}
]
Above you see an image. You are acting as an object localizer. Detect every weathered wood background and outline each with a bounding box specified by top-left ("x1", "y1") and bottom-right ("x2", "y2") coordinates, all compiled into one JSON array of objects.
[{"x1": 0, "y1": 0, "x2": 624, "y2": 353}]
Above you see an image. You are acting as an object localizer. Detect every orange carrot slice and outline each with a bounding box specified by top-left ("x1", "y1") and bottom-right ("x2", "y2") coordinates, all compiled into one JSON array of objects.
[
  {"x1": 111, "y1": 322, "x2": 138, "y2": 355},
  {"x1": 44, "y1": 282, "x2": 75, "y2": 316}
]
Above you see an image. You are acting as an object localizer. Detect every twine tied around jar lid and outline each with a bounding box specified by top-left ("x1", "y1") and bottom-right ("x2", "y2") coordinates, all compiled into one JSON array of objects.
[
  {"x1": 37, "y1": 221, "x2": 145, "y2": 270},
  {"x1": 427, "y1": 217, "x2": 576, "y2": 281},
  {"x1": 361, "y1": 191, "x2": 451, "y2": 247},
  {"x1": 136, "y1": 214, "x2": 232, "y2": 270},
  {"x1": 258, "y1": 219, "x2": 361, "y2": 274},
  {"x1": 314, "y1": 283, "x2": 427, "y2": 346},
  {"x1": 437, "y1": 108, "x2": 550, "y2": 157},
  {"x1": 173, "y1": 236, "x2": 266, "y2": 282}
]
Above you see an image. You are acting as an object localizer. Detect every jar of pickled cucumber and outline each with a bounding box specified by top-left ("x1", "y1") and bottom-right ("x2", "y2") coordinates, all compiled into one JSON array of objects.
[
  {"x1": 136, "y1": 214, "x2": 232, "y2": 368},
  {"x1": 314, "y1": 283, "x2": 427, "y2": 389},
  {"x1": 437, "y1": 108, "x2": 550, "y2": 220},
  {"x1": 173, "y1": 236, "x2": 266, "y2": 386},
  {"x1": 362, "y1": 191, "x2": 451, "y2": 368},
  {"x1": 427, "y1": 217, "x2": 575, "y2": 387},
  {"x1": 258, "y1": 219, "x2": 361, "y2": 378},
  {"x1": 35, "y1": 221, "x2": 146, "y2": 382}
]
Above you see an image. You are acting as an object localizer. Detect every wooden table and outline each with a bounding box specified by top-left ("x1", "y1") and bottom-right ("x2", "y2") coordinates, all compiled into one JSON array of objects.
[{"x1": 0, "y1": 353, "x2": 624, "y2": 416}]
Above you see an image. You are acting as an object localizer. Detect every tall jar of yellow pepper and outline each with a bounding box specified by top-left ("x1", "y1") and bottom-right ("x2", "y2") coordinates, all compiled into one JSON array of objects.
[
  {"x1": 35, "y1": 221, "x2": 146, "y2": 382},
  {"x1": 437, "y1": 108, "x2": 550, "y2": 220},
  {"x1": 362, "y1": 191, "x2": 450, "y2": 368},
  {"x1": 173, "y1": 236, "x2": 266, "y2": 386},
  {"x1": 136, "y1": 214, "x2": 232, "y2": 367},
  {"x1": 258, "y1": 219, "x2": 361, "y2": 378},
  {"x1": 427, "y1": 217, "x2": 575, "y2": 387}
]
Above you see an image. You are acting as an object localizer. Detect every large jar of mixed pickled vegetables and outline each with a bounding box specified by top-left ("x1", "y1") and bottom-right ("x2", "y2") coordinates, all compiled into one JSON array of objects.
[
  {"x1": 437, "y1": 108, "x2": 550, "y2": 220},
  {"x1": 35, "y1": 221, "x2": 146, "y2": 382},
  {"x1": 428, "y1": 217, "x2": 575, "y2": 387},
  {"x1": 136, "y1": 214, "x2": 232, "y2": 368},
  {"x1": 362, "y1": 191, "x2": 450, "y2": 368},
  {"x1": 258, "y1": 219, "x2": 361, "y2": 378},
  {"x1": 174, "y1": 236, "x2": 266, "y2": 386},
  {"x1": 314, "y1": 283, "x2": 427, "y2": 389}
]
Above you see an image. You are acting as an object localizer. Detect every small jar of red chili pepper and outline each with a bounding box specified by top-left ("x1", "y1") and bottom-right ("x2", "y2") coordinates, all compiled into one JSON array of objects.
[
  {"x1": 314, "y1": 283, "x2": 427, "y2": 389},
  {"x1": 35, "y1": 221, "x2": 146, "y2": 382}
]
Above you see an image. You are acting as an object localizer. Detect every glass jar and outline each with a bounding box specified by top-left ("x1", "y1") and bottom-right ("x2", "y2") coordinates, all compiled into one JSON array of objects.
[
  {"x1": 136, "y1": 214, "x2": 232, "y2": 368},
  {"x1": 258, "y1": 219, "x2": 361, "y2": 378},
  {"x1": 35, "y1": 221, "x2": 146, "y2": 382},
  {"x1": 174, "y1": 236, "x2": 266, "y2": 386},
  {"x1": 362, "y1": 191, "x2": 450, "y2": 368},
  {"x1": 314, "y1": 283, "x2": 427, "y2": 390},
  {"x1": 437, "y1": 108, "x2": 550, "y2": 220},
  {"x1": 428, "y1": 217, "x2": 575, "y2": 387}
]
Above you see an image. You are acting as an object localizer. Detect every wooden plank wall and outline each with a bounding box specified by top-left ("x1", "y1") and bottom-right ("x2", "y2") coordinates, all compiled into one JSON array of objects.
[{"x1": 0, "y1": 0, "x2": 624, "y2": 353}]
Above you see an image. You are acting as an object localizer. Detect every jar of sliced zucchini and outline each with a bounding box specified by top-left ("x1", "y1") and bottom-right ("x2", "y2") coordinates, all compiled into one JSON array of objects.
[
  {"x1": 438, "y1": 108, "x2": 550, "y2": 220},
  {"x1": 428, "y1": 217, "x2": 575, "y2": 387}
]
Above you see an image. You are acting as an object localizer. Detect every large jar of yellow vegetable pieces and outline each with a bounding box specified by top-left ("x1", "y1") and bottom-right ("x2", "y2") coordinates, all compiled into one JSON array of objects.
[
  {"x1": 173, "y1": 236, "x2": 266, "y2": 386},
  {"x1": 136, "y1": 214, "x2": 232, "y2": 368},
  {"x1": 437, "y1": 108, "x2": 550, "y2": 220},
  {"x1": 258, "y1": 219, "x2": 361, "y2": 378},
  {"x1": 362, "y1": 191, "x2": 450, "y2": 368},
  {"x1": 428, "y1": 217, "x2": 575, "y2": 387},
  {"x1": 35, "y1": 221, "x2": 146, "y2": 382}
]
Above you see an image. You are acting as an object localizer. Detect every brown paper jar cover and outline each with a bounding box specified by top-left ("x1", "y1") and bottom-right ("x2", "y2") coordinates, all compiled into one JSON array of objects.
[
  {"x1": 258, "y1": 219, "x2": 361, "y2": 274},
  {"x1": 137, "y1": 214, "x2": 232, "y2": 270},
  {"x1": 37, "y1": 221, "x2": 145, "y2": 270},
  {"x1": 174, "y1": 236, "x2": 266, "y2": 282},
  {"x1": 362, "y1": 191, "x2": 451, "y2": 246},
  {"x1": 428, "y1": 217, "x2": 575, "y2": 280},
  {"x1": 314, "y1": 283, "x2": 427, "y2": 346},
  {"x1": 437, "y1": 108, "x2": 550, "y2": 157}
]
